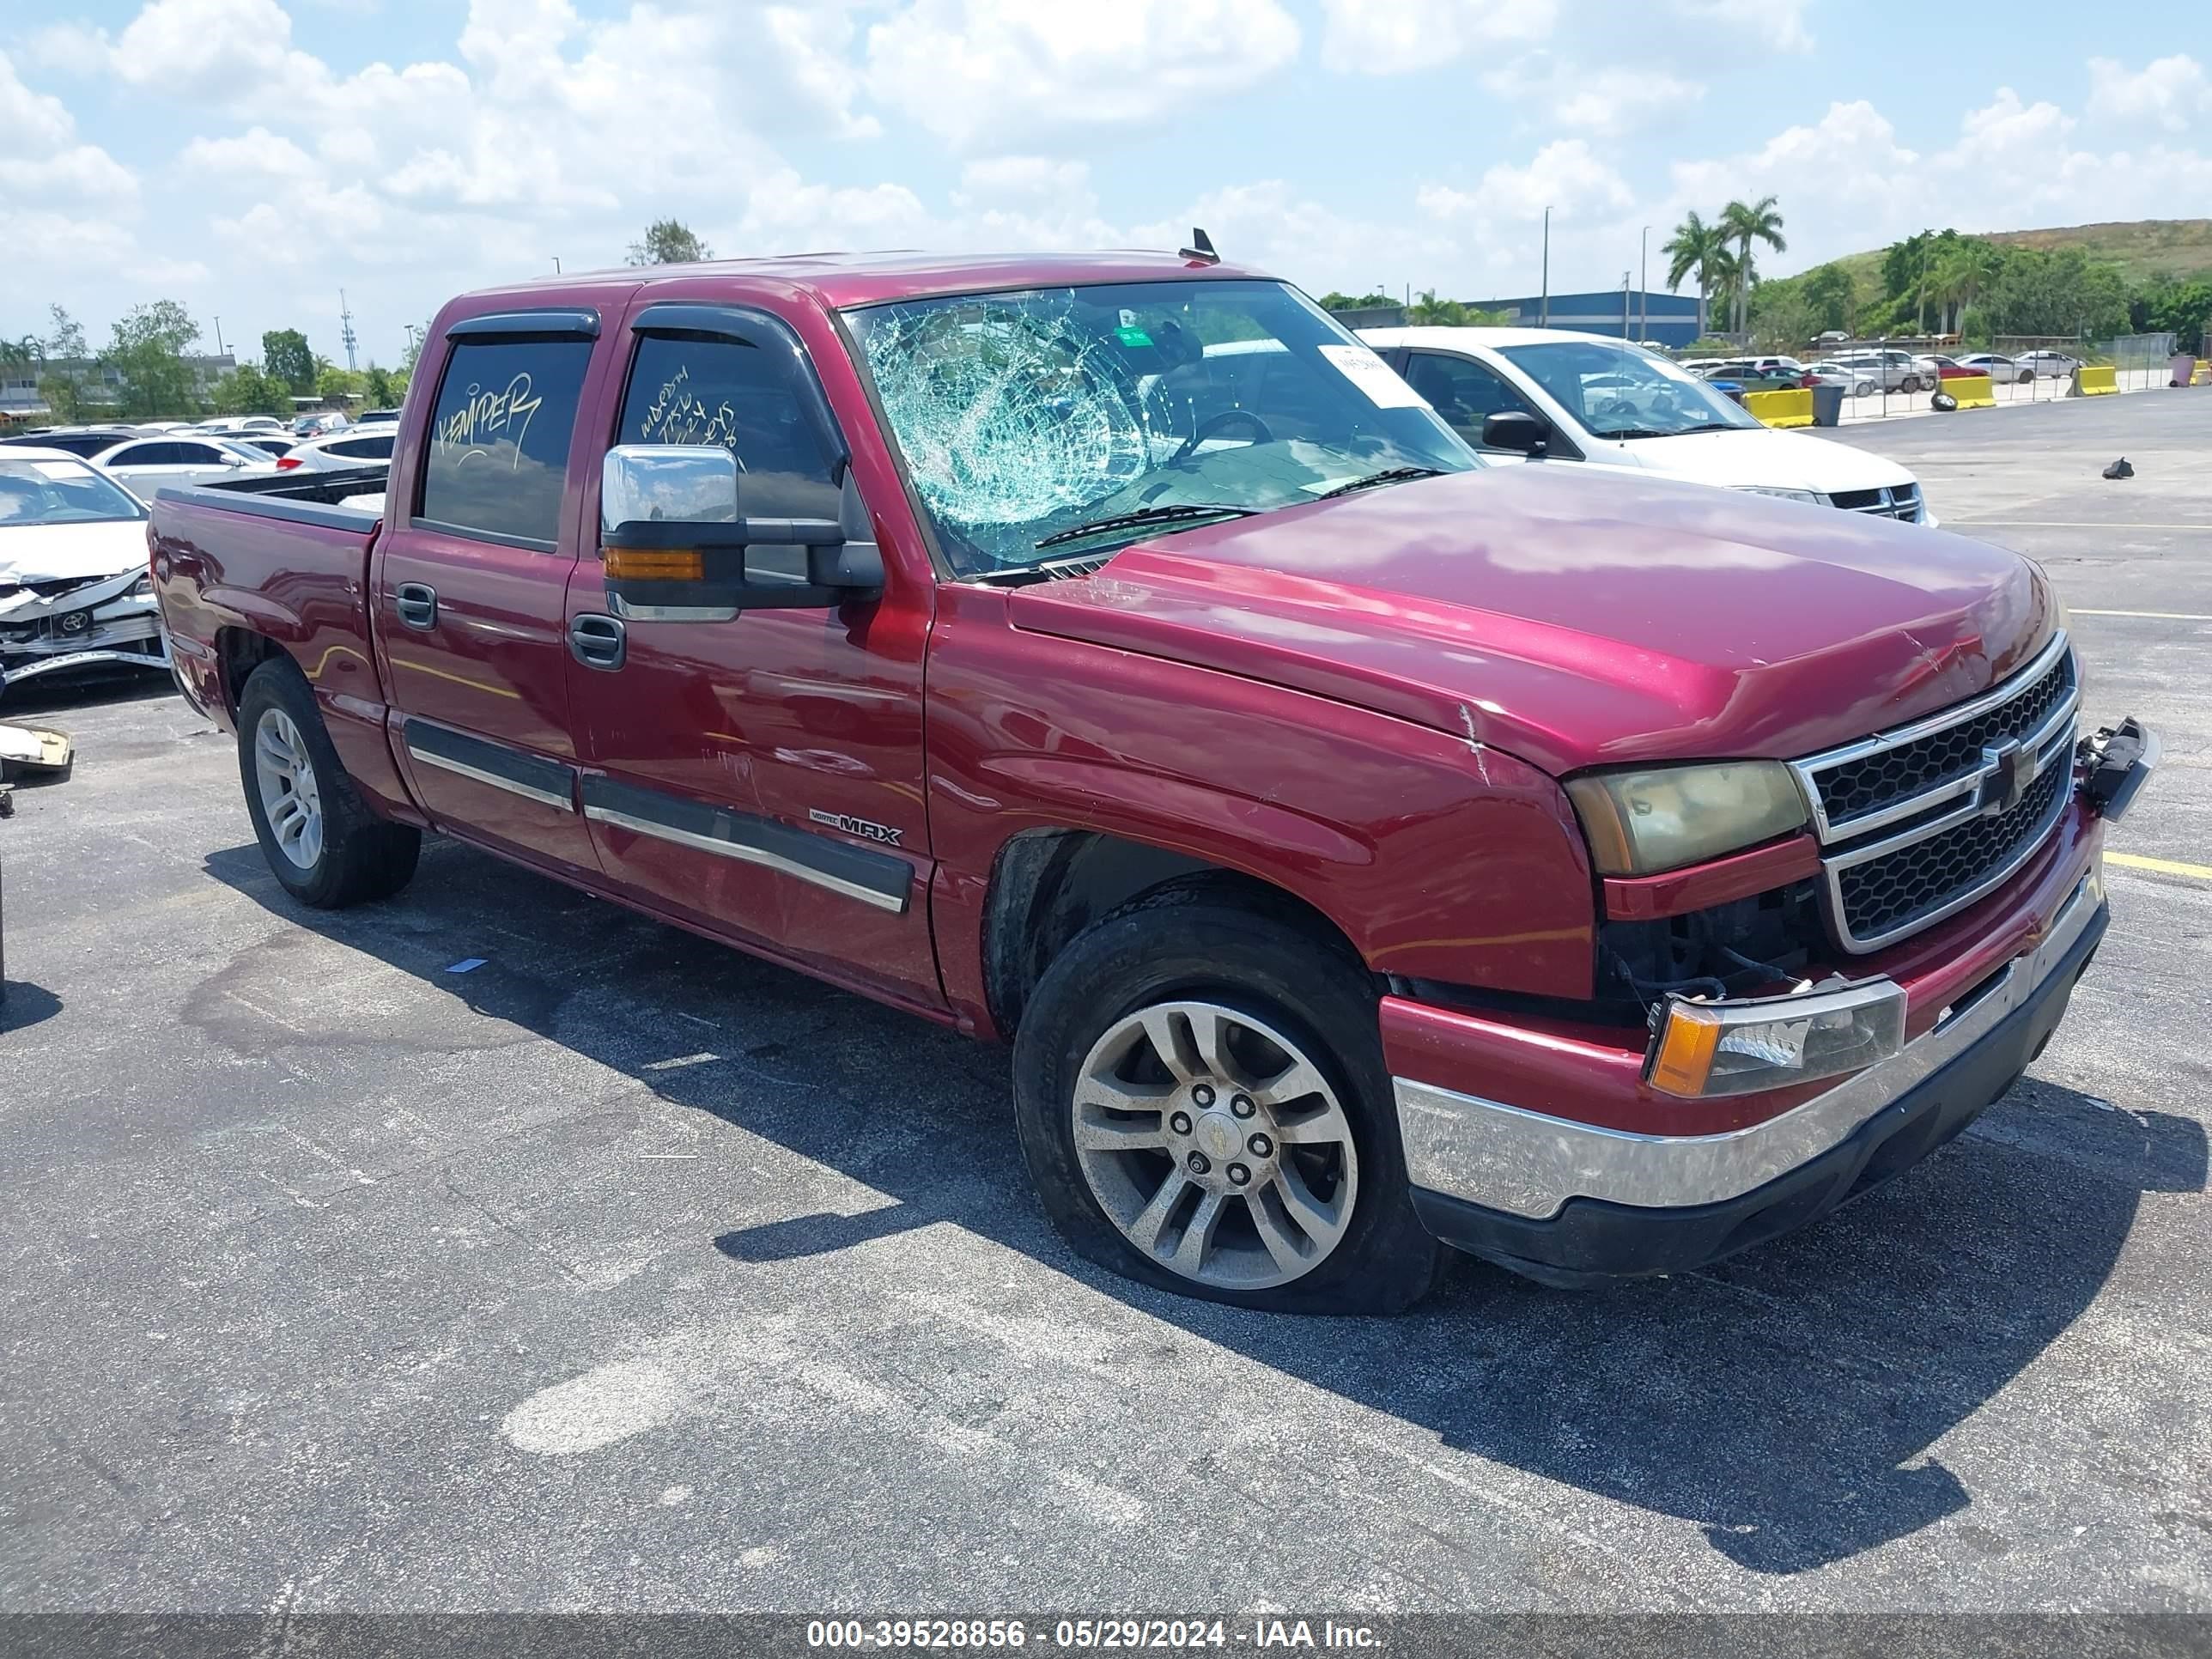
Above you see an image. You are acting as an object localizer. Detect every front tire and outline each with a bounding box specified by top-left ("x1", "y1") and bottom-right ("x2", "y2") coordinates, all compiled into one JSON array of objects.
[
  {"x1": 237, "y1": 657, "x2": 420, "y2": 908},
  {"x1": 1012, "y1": 882, "x2": 1441, "y2": 1315}
]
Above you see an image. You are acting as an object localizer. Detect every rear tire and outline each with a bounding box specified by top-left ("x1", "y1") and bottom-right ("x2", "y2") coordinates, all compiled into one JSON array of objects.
[
  {"x1": 237, "y1": 656, "x2": 419, "y2": 908},
  {"x1": 1012, "y1": 879, "x2": 1442, "y2": 1315}
]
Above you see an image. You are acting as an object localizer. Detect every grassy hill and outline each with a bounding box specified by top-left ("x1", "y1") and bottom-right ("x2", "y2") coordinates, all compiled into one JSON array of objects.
[{"x1": 1830, "y1": 220, "x2": 2212, "y2": 284}]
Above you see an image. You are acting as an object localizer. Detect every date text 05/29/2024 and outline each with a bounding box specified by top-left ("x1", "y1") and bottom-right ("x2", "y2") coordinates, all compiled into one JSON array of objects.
[{"x1": 805, "y1": 1619, "x2": 1382, "y2": 1650}]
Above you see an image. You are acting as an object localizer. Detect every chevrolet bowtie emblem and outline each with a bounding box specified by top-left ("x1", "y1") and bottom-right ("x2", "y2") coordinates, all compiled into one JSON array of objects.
[{"x1": 1981, "y1": 740, "x2": 2036, "y2": 816}]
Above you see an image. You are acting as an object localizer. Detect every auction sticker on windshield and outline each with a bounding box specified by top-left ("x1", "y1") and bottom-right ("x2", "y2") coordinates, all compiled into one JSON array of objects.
[{"x1": 1316, "y1": 343, "x2": 1430, "y2": 409}]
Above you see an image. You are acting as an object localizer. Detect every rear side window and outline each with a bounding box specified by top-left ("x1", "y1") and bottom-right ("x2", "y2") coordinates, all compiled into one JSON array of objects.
[
  {"x1": 616, "y1": 334, "x2": 840, "y2": 520},
  {"x1": 420, "y1": 337, "x2": 594, "y2": 546},
  {"x1": 331, "y1": 434, "x2": 395, "y2": 460}
]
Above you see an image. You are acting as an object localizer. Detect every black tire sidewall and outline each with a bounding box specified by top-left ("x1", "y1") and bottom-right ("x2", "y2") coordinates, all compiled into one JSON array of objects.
[
  {"x1": 1012, "y1": 897, "x2": 1438, "y2": 1315},
  {"x1": 236, "y1": 659, "x2": 359, "y2": 907}
]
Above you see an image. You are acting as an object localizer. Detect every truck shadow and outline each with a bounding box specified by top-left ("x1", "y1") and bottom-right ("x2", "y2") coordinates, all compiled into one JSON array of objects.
[{"x1": 205, "y1": 836, "x2": 2207, "y2": 1577}]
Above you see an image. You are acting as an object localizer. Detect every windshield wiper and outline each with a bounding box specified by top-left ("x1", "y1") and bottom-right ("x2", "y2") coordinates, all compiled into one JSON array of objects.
[
  {"x1": 1315, "y1": 466, "x2": 1445, "y2": 500},
  {"x1": 1033, "y1": 501, "x2": 1256, "y2": 550},
  {"x1": 1669, "y1": 421, "x2": 1741, "y2": 434},
  {"x1": 1590, "y1": 427, "x2": 1672, "y2": 441}
]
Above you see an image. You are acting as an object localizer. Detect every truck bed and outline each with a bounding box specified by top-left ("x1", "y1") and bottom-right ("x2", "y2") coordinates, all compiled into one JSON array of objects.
[{"x1": 148, "y1": 465, "x2": 416, "y2": 818}]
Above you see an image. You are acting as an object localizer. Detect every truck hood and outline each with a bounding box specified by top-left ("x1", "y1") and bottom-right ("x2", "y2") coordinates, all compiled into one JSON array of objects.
[
  {"x1": 1606, "y1": 425, "x2": 1917, "y2": 496},
  {"x1": 0, "y1": 520, "x2": 149, "y2": 585},
  {"x1": 1008, "y1": 465, "x2": 2053, "y2": 776}
]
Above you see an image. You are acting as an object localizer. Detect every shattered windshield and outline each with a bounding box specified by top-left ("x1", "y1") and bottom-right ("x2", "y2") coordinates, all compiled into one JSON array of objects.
[
  {"x1": 844, "y1": 280, "x2": 1475, "y2": 575},
  {"x1": 0, "y1": 458, "x2": 148, "y2": 528}
]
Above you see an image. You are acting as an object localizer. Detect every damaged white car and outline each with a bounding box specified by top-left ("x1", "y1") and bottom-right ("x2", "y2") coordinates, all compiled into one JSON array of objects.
[{"x1": 0, "y1": 448, "x2": 168, "y2": 697}]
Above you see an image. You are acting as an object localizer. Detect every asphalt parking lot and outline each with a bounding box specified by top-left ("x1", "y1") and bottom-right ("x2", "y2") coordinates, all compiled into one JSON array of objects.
[{"x1": 3, "y1": 390, "x2": 2209, "y2": 1617}]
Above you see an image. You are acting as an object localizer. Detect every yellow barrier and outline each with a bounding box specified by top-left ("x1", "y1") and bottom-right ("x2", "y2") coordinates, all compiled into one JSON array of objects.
[
  {"x1": 1948, "y1": 373, "x2": 1996, "y2": 409},
  {"x1": 1742, "y1": 387, "x2": 1814, "y2": 428},
  {"x1": 2075, "y1": 365, "x2": 2118, "y2": 396},
  {"x1": 2195, "y1": 359, "x2": 2211, "y2": 386}
]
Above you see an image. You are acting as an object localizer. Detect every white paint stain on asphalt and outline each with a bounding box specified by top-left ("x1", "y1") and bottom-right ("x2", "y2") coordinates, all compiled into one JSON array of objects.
[{"x1": 501, "y1": 1358, "x2": 693, "y2": 1455}]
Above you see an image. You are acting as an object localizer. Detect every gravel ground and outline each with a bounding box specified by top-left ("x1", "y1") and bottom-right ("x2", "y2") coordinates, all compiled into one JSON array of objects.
[{"x1": 2, "y1": 388, "x2": 2209, "y2": 1617}]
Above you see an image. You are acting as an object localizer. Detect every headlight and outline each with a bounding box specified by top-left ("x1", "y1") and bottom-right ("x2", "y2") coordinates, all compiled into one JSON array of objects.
[
  {"x1": 1737, "y1": 486, "x2": 1823, "y2": 506},
  {"x1": 1565, "y1": 761, "x2": 1808, "y2": 876},
  {"x1": 129, "y1": 572, "x2": 154, "y2": 599}
]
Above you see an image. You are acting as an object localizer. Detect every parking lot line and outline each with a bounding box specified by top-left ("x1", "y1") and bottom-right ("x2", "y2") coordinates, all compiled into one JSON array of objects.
[
  {"x1": 2070, "y1": 609, "x2": 2212, "y2": 621},
  {"x1": 2107, "y1": 851, "x2": 2212, "y2": 880}
]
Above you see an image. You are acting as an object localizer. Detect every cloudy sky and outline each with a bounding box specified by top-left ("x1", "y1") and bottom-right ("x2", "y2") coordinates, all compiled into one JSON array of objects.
[{"x1": 4, "y1": 0, "x2": 2208, "y2": 369}]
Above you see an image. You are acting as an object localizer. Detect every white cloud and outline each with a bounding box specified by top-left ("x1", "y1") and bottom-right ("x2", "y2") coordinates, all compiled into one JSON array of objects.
[
  {"x1": 863, "y1": 0, "x2": 1301, "y2": 149},
  {"x1": 0, "y1": 48, "x2": 138, "y2": 199},
  {"x1": 1319, "y1": 0, "x2": 1556, "y2": 75},
  {"x1": 1420, "y1": 139, "x2": 1633, "y2": 223},
  {"x1": 1480, "y1": 55, "x2": 1705, "y2": 137},
  {"x1": 958, "y1": 156, "x2": 1092, "y2": 201},
  {"x1": 1671, "y1": 0, "x2": 1812, "y2": 53},
  {"x1": 2087, "y1": 54, "x2": 2210, "y2": 132}
]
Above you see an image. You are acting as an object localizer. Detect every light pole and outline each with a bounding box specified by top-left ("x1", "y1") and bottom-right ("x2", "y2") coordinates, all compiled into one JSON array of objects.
[
  {"x1": 212, "y1": 315, "x2": 226, "y2": 356},
  {"x1": 1540, "y1": 206, "x2": 1551, "y2": 327},
  {"x1": 1639, "y1": 226, "x2": 1650, "y2": 343},
  {"x1": 552, "y1": 255, "x2": 562, "y2": 274}
]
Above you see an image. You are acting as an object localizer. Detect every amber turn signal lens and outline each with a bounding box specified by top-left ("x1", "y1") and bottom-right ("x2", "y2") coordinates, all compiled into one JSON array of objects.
[
  {"x1": 1648, "y1": 1006, "x2": 1723, "y2": 1097},
  {"x1": 605, "y1": 547, "x2": 704, "y2": 580}
]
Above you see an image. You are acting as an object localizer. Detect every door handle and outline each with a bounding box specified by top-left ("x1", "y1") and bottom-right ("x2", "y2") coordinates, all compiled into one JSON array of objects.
[
  {"x1": 394, "y1": 582, "x2": 437, "y2": 630},
  {"x1": 568, "y1": 612, "x2": 625, "y2": 671}
]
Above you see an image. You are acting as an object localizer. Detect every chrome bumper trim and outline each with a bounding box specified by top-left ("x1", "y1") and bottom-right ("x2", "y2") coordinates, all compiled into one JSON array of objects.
[{"x1": 1393, "y1": 863, "x2": 2104, "y2": 1221}]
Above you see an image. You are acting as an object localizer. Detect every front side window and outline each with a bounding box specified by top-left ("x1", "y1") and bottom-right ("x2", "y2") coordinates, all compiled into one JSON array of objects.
[
  {"x1": 1497, "y1": 341, "x2": 1761, "y2": 439},
  {"x1": 0, "y1": 457, "x2": 148, "y2": 526},
  {"x1": 1401, "y1": 352, "x2": 1537, "y2": 447},
  {"x1": 615, "y1": 333, "x2": 840, "y2": 520},
  {"x1": 844, "y1": 279, "x2": 1474, "y2": 576},
  {"x1": 420, "y1": 337, "x2": 594, "y2": 546}
]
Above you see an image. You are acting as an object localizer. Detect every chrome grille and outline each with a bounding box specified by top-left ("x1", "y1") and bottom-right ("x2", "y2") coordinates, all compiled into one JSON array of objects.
[
  {"x1": 1790, "y1": 631, "x2": 2079, "y2": 952},
  {"x1": 1828, "y1": 483, "x2": 1922, "y2": 520}
]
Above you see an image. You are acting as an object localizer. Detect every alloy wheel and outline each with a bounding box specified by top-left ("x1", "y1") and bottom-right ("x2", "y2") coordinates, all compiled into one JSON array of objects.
[
  {"x1": 253, "y1": 707, "x2": 325, "y2": 870},
  {"x1": 1070, "y1": 1000, "x2": 1358, "y2": 1291}
]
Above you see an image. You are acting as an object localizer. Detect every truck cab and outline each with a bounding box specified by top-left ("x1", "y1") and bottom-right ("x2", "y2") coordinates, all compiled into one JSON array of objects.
[{"x1": 149, "y1": 250, "x2": 2154, "y2": 1313}]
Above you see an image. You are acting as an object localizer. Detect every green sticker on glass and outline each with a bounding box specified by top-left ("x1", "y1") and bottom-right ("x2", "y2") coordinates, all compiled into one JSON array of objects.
[{"x1": 1115, "y1": 325, "x2": 1153, "y2": 347}]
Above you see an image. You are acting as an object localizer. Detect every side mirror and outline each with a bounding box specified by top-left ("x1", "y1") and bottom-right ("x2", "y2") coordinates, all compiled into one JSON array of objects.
[
  {"x1": 1481, "y1": 410, "x2": 1549, "y2": 458},
  {"x1": 599, "y1": 444, "x2": 884, "y2": 622}
]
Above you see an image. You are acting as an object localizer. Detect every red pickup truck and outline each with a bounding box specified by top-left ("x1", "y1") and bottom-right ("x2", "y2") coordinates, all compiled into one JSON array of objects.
[{"x1": 148, "y1": 249, "x2": 2156, "y2": 1313}]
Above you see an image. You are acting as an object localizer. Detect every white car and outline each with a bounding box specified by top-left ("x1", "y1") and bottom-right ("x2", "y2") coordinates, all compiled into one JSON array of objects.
[
  {"x1": 2014, "y1": 349, "x2": 2083, "y2": 379},
  {"x1": 1809, "y1": 361, "x2": 1877, "y2": 396},
  {"x1": 91, "y1": 434, "x2": 282, "y2": 494},
  {"x1": 195, "y1": 416, "x2": 290, "y2": 437},
  {"x1": 1826, "y1": 349, "x2": 1927, "y2": 393},
  {"x1": 276, "y1": 426, "x2": 397, "y2": 471},
  {"x1": 1957, "y1": 353, "x2": 2029, "y2": 385},
  {"x1": 1359, "y1": 325, "x2": 1936, "y2": 526},
  {"x1": 0, "y1": 448, "x2": 169, "y2": 696}
]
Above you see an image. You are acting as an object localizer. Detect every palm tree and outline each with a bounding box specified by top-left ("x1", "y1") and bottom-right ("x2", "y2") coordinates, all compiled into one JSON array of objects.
[
  {"x1": 1718, "y1": 197, "x2": 1788, "y2": 336},
  {"x1": 1934, "y1": 240, "x2": 2003, "y2": 336},
  {"x1": 1662, "y1": 212, "x2": 1729, "y2": 337},
  {"x1": 1705, "y1": 246, "x2": 1744, "y2": 340}
]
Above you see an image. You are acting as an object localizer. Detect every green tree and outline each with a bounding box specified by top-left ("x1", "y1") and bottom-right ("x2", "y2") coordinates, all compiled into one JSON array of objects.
[
  {"x1": 1403, "y1": 289, "x2": 1510, "y2": 326},
  {"x1": 1662, "y1": 210, "x2": 1729, "y2": 337},
  {"x1": 1704, "y1": 246, "x2": 1744, "y2": 337},
  {"x1": 211, "y1": 362, "x2": 293, "y2": 417},
  {"x1": 262, "y1": 328, "x2": 315, "y2": 395},
  {"x1": 362, "y1": 365, "x2": 401, "y2": 406},
  {"x1": 401, "y1": 323, "x2": 431, "y2": 373},
  {"x1": 37, "y1": 373, "x2": 87, "y2": 423},
  {"x1": 1317, "y1": 290, "x2": 1397, "y2": 311},
  {"x1": 1718, "y1": 196, "x2": 1787, "y2": 336},
  {"x1": 2136, "y1": 276, "x2": 2212, "y2": 354},
  {"x1": 626, "y1": 218, "x2": 712, "y2": 265},
  {"x1": 1984, "y1": 247, "x2": 2130, "y2": 338},
  {"x1": 102, "y1": 301, "x2": 202, "y2": 418},
  {"x1": 45, "y1": 305, "x2": 88, "y2": 362},
  {"x1": 1799, "y1": 262, "x2": 1856, "y2": 332},
  {"x1": 316, "y1": 363, "x2": 364, "y2": 405}
]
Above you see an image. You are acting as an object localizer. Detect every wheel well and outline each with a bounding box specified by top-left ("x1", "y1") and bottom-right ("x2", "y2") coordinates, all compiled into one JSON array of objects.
[
  {"x1": 215, "y1": 627, "x2": 285, "y2": 716},
  {"x1": 981, "y1": 830, "x2": 1361, "y2": 1039}
]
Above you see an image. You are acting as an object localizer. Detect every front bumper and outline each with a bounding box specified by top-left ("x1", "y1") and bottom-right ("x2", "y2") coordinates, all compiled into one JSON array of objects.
[
  {"x1": 1401, "y1": 872, "x2": 2106, "y2": 1285},
  {"x1": 0, "y1": 574, "x2": 168, "y2": 692},
  {"x1": 1389, "y1": 720, "x2": 2154, "y2": 1285}
]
